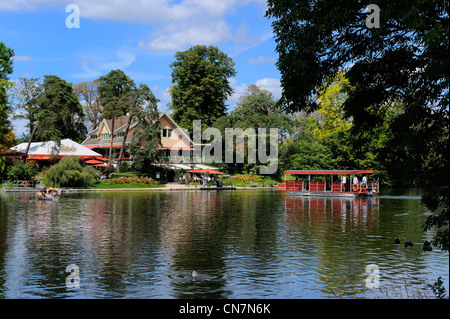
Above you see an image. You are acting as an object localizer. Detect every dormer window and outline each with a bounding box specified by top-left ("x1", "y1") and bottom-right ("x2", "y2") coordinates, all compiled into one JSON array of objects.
[{"x1": 162, "y1": 128, "x2": 172, "y2": 138}]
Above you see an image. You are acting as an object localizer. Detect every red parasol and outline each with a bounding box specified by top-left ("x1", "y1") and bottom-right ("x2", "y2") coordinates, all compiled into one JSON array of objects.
[
  {"x1": 85, "y1": 159, "x2": 103, "y2": 164},
  {"x1": 94, "y1": 163, "x2": 111, "y2": 168}
]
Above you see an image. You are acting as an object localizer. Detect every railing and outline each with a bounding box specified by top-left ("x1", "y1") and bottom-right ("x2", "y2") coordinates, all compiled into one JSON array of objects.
[
  {"x1": 286, "y1": 180, "x2": 379, "y2": 193},
  {"x1": 352, "y1": 181, "x2": 379, "y2": 193},
  {"x1": 1, "y1": 179, "x2": 44, "y2": 190}
]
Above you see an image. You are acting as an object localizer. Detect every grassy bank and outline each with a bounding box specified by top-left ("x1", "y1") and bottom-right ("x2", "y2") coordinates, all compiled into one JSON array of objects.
[{"x1": 90, "y1": 180, "x2": 166, "y2": 189}]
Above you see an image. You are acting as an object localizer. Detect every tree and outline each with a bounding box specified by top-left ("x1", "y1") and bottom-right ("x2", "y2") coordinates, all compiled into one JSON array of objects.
[
  {"x1": 0, "y1": 41, "x2": 14, "y2": 81},
  {"x1": 266, "y1": 0, "x2": 449, "y2": 249},
  {"x1": 116, "y1": 84, "x2": 159, "y2": 173},
  {"x1": 214, "y1": 85, "x2": 294, "y2": 174},
  {"x1": 73, "y1": 80, "x2": 103, "y2": 131},
  {"x1": 1, "y1": 41, "x2": 15, "y2": 176},
  {"x1": 45, "y1": 156, "x2": 97, "y2": 188},
  {"x1": 169, "y1": 45, "x2": 236, "y2": 134},
  {"x1": 130, "y1": 91, "x2": 161, "y2": 173},
  {"x1": 11, "y1": 77, "x2": 43, "y2": 161},
  {"x1": 97, "y1": 70, "x2": 134, "y2": 165},
  {"x1": 35, "y1": 75, "x2": 87, "y2": 143},
  {"x1": 279, "y1": 116, "x2": 335, "y2": 172}
]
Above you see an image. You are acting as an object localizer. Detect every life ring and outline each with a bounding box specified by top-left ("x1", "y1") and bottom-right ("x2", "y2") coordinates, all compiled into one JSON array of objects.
[
  {"x1": 22, "y1": 181, "x2": 29, "y2": 187},
  {"x1": 352, "y1": 184, "x2": 359, "y2": 192}
]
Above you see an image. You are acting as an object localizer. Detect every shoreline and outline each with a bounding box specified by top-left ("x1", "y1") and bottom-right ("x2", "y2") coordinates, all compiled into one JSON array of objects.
[{"x1": 1, "y1": 186, "x2": 282, "y2": 193}]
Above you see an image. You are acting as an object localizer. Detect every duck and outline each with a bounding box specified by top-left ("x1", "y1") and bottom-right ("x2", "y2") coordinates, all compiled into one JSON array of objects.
[
  {"x1": 404, "y1": 241, "x2": 414, "y2": 247},
  {"x1": 394, "y1": 238, "x2": 400, "y2": 244},
  {"x1": 191, "y1": 270, "x2": 198, "y2": 279},
  {"x1": 423, "y1": 241, "x2": 433, "y2": 251}
]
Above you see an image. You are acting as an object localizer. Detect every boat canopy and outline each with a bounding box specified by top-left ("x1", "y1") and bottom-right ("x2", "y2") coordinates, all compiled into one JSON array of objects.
[{"x1": 284, "y1": 170, "x2": 374, "y2": 175}]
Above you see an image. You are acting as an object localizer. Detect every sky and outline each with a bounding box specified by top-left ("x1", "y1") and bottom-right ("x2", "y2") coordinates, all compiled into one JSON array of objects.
[{"x1": 0, "y1": 0, "x2": 282, "y2": 137}]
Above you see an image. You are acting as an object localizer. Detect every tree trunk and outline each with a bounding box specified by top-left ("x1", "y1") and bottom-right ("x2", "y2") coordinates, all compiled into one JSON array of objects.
[
  {"x1": 108, "y1": 110, "x2": 115, "y2": 166},
  {"x1": 116, "y1": 115, "x2": 134, "y2": 173},
  {"x1": 23, "y1": 120, "x2": 38, "y2": 162}
]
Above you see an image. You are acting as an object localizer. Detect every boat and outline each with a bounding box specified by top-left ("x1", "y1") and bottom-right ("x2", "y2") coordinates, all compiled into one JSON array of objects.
[
  {"x1": 283, "y1": 170, "x2": 379, "y2": 198},
  {"x1": 37, "y1": 192, "x2": 59, "y2": 201}
]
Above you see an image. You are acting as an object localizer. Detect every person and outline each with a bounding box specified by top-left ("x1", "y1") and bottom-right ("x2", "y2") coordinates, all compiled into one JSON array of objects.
[
  {"x1": 362, "y1": 175, "x2": 367, "y2": 188},
  {"x1": 216, "y1": 176, "x2": 222, "y2": 187},
  {"x1": 341, "y1": 176, "x2": 347, "y2": 191},
  {"x1": 353, "y1": 176, "x2": 359, "y2": 185}
]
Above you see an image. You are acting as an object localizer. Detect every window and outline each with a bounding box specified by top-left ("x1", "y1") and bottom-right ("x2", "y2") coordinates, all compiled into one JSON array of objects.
[
  {"x1": 117, "y1": 132, "x2": 125, "y2": 138},
  {"x1": 162, "y1": 128, "x2": 172, "y2": 138},
  {"x1": 90, "y1": 134, "x2": 97, "y2": 140},
  {"x1": 100, "y1": 133, "x2": 110, "y2": 140}
]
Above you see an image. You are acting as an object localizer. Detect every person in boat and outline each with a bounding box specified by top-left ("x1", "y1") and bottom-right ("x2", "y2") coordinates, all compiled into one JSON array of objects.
[
  {"x1": 353, "y1": 176, "x2": 359, "y2": 191},
  {"x1": 341, "y1": 175, "x2": 347, "y2": 191},
  {"x1": 362, "y1": 175, "x2": 367, "y2": 187}
]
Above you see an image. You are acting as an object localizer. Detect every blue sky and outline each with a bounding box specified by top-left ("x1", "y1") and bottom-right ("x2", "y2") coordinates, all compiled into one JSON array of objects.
[{"x1": 0, "y1": 0, "x2": 282, "y2": 136}]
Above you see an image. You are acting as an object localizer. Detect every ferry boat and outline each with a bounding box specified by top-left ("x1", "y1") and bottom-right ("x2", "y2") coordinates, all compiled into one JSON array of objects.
[{"x1": 283, "y1": 170, "x2": 379, "y2": 197}]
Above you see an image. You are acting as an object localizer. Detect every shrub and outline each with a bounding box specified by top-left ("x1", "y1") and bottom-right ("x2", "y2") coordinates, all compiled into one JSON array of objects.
[
  {"x1": 7, "y1": 161, "x2": 39, "y2": 181},
  {"x1": 45, "y1": 156, "x2": 97, "y2": 187}
]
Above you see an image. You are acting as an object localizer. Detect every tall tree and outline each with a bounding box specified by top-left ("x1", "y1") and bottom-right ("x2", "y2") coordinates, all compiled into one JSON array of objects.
[
  {"x1": 266, "y1": 0, "x2": 449, "y2": 250},
  {"x1": 0, "y1": 42, "x2": 15, "y2": 176},
  {"x1": 11, "y1": 77, "x2": 43, "y2": 160},
  {"x1": 116, "y1": 84, "x2": 159, "y2": 173},
  {"x1": 169, "y1": 45, "x2": 236, "y2": 134},
  {"x1": 130, "y1": 90, "x2": 161, "y2": 173},
  {"x1": 97, "y1": 70, "x2": 134, "y2": 165},
  {"x1": 35, "y1": 75, "x2": 87, "y2": 143},
  {"x1": 214, "y1": 85, "x2": 294, "y2": 174},
  {"x1": 73, "y1": 80, "x2": 103, "y2": 131}
]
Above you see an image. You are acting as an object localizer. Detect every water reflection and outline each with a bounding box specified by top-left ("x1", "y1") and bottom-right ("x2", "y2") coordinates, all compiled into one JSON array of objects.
[
  {"x1": 284, "y1": 196, "x2": 380, "y2": 297},
  {"x1": 0, "y1": 190, "x2": 448, "y2": 298}
]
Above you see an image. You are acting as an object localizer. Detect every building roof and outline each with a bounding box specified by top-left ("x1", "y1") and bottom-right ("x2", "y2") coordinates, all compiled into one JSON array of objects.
[{"x1": 81, "y1": 112, "x2": 194, "y2": 150}]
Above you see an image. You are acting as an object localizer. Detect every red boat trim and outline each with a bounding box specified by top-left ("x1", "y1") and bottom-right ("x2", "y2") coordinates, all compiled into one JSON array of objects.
[{"x1": 284, "y1": 170, "x2": 374, "y2": 175}]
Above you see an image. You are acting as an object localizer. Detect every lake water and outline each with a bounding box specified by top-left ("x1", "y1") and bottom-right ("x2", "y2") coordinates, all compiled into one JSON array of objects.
[{"x1": 0, "y1": 188, "x2": 448, "y2": 299}]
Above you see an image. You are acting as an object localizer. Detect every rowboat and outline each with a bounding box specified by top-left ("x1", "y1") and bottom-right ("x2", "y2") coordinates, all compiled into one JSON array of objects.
[
  {"x1": 283, "y1": 170, "x2": 379, "y2": 198},
  {"x1": 37, "y1": 192, "x2": 59, "y2": 201}
]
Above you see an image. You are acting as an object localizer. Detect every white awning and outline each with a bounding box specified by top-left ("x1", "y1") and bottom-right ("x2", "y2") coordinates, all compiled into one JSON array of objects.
[{"x1": 11, "y1": 139, "x2": 102, "y2": 158}]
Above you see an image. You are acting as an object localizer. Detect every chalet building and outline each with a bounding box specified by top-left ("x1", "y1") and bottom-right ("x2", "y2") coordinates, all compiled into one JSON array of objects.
[{"x1": 81, "y1": 112, "x2": 214, "y2": 173}]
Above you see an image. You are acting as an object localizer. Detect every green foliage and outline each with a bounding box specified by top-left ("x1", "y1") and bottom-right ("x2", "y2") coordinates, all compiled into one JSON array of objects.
[
  {"x1": 0, "y1": 41, "x2": 14, "y2": 81},
  {"x1": 266, "y1": 0, "x2": 448, "y2": 250},
  {"x1": 279, "y1": 116, "x2": 335, "y2": 172},
  {"x1": 97, "y1": 69, "x2": 135, "y2": 163},
  {"x1": 98, "y1": 69, "x2": 134, "y2": 119},
  {"x1": 11, "y1": 77, "x2": 43, "y2": 137},
  {"x1": 6, "y1": 161, "x2": 39, "y2": 181},
  {"x1": 35, "y1": 75, "x2": 87, "y2": 143},
  {"x1": 428, "y1": 277, "x2": 448, "y2": 299},
  {"x1": 45, "y1": 156, "x2": 97, "y2": 188},
  {"x1": 169, "y1": 45, "x2": 236, "y2": 134},
  {"x1": 1, "y1": 42, "x2": 15, "y2": 178},
  {"x1": 129, "y1": 85, "x2": 161, "y2": 173}
]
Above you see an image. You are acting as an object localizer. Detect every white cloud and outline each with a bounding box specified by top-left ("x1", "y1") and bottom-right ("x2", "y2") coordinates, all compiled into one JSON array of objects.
[
  {"x1": 140, "y1": 19, "x2": 233, "y2": 51},
  {"x1": 254, "y1": 78, "x2": 282, "y2": 98},
  {"x1": 248, "y1": 55, "x2": 276, "y2": 65},
  {"x1": 227, "y1": 77, "x2": 282, "y2": 110},
  {"x1": 70, "y1": 50, "x2": 135, "y2": 79},
  {"x1": 12, "y1": 55, "x2": 31, "y2": 62},
  {"x1": 1, "y1": 0, "x2": 271, "y2": 53}
]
